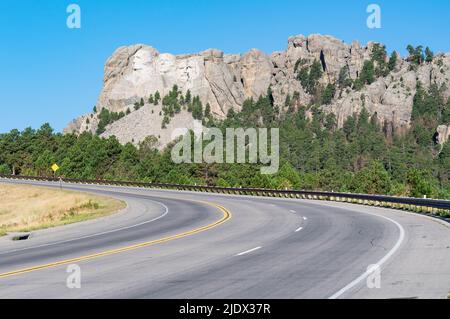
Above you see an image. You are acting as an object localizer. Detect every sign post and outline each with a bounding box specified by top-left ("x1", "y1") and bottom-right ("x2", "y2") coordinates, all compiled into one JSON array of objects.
[
  {"x1": 51, "y1": 163, "x2": 60, "y2": 174},
  {"x1": 51, "y1": 163, "x2": 61, "y2": 190}
]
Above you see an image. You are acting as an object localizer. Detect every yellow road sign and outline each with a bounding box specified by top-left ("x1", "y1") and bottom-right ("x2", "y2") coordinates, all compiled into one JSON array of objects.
[{"x1": 51, "y1": 164, "x2": 60, "y2": 172}]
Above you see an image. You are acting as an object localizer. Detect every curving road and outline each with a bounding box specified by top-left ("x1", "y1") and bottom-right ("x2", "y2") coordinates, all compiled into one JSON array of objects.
[{"x1": 0, "y1": 180, "x2": 449, "y2": 299}]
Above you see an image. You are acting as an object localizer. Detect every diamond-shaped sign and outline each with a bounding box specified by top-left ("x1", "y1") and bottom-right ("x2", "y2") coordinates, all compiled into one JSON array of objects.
[{"x1": 51, "y1": 163, "x2": 60, "y2": 172}]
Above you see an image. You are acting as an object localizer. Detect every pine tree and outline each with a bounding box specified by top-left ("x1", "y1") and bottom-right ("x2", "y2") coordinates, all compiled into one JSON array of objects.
[
  {"x1": 338, "y1": 66, "x2": 352, "y2": 88},
  {"x1": 388, "y1": 51, "x2": 398, "y2": 71},
  {"x1": 204, "y1": 103, "x2": 211, "y2": 118},
  {"x1": 154, "y1": 91, "x2": 161, "y2": 105},
  {"x1": 185, "y1": 90, "x2": 192, "y2": 104},
  {"x1": 407, "y1": 45, "x2": 424, "y2": 65},
  {"x1": 321, "y1": 83, "x2": 336, "y2": 105},
  {"x1": 425, "y1": 47, "x2": 434, "y2": 63},
  {"x1": 308, "y1": 60, "x2": 323, "y2": 94}
]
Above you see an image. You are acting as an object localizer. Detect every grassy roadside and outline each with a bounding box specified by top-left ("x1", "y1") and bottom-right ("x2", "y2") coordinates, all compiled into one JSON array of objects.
[{"x1": 0, "y1": 183, "x2": 126, "y2": 236}]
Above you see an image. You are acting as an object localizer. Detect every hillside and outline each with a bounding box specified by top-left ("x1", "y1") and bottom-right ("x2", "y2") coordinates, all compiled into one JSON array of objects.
[
  {"x1": 1, "y1": 34, "x2": 449, "y2": 199},
  {"x1": 64, "y1": 34, "x2": 450, "y2": 148}
]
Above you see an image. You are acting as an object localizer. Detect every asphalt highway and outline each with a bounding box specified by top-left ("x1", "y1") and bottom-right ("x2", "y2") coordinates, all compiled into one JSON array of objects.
[{"x1": 0, "y1": 180, "x2": 449, "y2": 299}]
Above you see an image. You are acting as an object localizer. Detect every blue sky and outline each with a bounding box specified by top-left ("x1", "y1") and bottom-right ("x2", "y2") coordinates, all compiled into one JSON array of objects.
[{"x1": 0, "y1": 0, "x2": 449, "y2": 133}]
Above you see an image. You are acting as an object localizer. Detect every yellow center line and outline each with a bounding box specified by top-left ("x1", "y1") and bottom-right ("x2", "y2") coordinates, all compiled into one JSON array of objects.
[{"x1": 0, "y1": 201, "x2": 232, "y2": 279}]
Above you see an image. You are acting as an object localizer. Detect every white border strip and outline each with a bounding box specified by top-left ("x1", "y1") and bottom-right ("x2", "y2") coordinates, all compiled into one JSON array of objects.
[
  {"x1": 0, "y1": 198, "x2": 169, "y2": 255},
  {"x1": 328, "y1": 213, "x2": 405, "y2": 299}
]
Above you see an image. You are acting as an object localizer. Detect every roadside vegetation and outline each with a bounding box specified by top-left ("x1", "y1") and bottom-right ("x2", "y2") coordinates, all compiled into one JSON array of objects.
[{"x1": 0, "y1": 184, "x2": 125, "y2": 236}]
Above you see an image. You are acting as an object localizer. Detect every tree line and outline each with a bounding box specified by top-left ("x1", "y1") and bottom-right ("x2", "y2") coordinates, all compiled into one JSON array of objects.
[{"x1": 0, "y1": 85, "x2": 448, "y2": 199}]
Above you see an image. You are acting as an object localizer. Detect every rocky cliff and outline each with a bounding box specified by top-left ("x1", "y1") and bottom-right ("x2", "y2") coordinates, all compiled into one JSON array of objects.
[{"x1": 64, "y1": 34, "x2": 450, "y2": 148}]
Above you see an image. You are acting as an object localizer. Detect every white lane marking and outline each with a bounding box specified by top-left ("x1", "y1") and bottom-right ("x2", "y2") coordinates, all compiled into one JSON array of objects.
[
  {"x1": 236, "y1": 246, "x2": 262, "y2": 256},
  {"x1": 303, "y1": 216, "x2": 308, "y2": 221},
  {"x1": 328, "y1": 213, "x2": 405, "y2": 299},
  {"x1": 295, "y1": 227, "x2": 303, "y2": 232},
  {"x1": 289, "y1": 210, "x2": 296, "y2": 213},
  {"x1": 0, "y1": 199, "x2": 169, "y2": 256}
]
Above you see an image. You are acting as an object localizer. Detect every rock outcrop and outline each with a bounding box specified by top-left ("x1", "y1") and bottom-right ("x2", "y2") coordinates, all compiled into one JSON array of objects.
[
  {"x1": 100, "y1": 104, "x2": 199, "y2": 148},
  {"x1": 64, "y1": 34, "x2": 450, "y2": 148},
  {"x1": 436, "y1": 125, "x2": 450, "y2": 145}
]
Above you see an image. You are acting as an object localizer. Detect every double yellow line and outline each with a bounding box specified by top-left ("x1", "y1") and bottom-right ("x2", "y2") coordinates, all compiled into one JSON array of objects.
[{"x1": 0, "y1": 201, "x2": 232, "y2": 279}]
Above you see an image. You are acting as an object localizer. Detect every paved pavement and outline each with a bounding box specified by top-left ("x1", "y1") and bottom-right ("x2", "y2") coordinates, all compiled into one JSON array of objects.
[{"x1": 0, "y1": 180, "x2": 449, "y2": 299}]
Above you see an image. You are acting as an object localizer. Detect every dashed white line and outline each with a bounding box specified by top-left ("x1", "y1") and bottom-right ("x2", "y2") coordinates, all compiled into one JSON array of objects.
[
  {"x1": 295, "y1": 227, "x2": 303, "y2": 232},
  {"x1": 235, "y1": 246, "x2": 262, "y2": 256},
  {"x1": 289, "y1": 210, "x2": 296, "y2": 213},
  {"x1": 303, "y1": 216, "x2": 308, "y2": 221}
]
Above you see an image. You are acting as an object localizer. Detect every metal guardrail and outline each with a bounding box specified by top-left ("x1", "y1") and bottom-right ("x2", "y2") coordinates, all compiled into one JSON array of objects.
[{"x1": 1, "y1": 174, "x2": 449, "y2": 214}]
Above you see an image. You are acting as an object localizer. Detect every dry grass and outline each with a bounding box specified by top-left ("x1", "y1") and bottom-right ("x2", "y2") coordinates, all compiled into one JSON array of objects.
[{"x1": 0, "y1": 183, "x2": 125, "y2": 236}]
